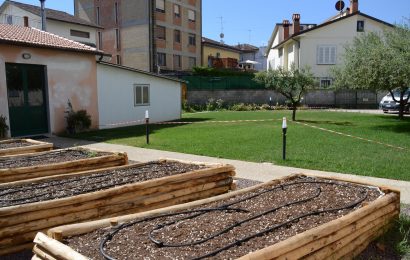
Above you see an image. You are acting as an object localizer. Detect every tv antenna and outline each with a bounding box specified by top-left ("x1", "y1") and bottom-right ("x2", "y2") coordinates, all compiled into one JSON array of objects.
[{"x1": 217, "y1": 16, "x2": 225, "y2": 43}]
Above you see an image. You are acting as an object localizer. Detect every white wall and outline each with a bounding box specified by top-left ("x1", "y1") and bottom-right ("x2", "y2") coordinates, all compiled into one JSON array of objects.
[
  {"x1": 97, "y1": 64, "x2": 182, "y2": 129},
  {"x1": 298, "y1": 14, "x2": 391, "y2": 78}
]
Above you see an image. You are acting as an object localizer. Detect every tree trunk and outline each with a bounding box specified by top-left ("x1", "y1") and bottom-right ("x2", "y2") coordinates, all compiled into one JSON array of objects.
[
  {"x1": 292, "y1": 105, "x2": 297, "y2": 121},
  {"x1": 398, "y1": 102, "x2": 405, "y2": 120}
]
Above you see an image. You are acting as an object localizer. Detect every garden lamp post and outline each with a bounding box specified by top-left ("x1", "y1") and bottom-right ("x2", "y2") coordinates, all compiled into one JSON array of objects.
[
  {"x1": 269, "y1": 97, "x2": 272, "y2": 110},
  {"x1": 145, "y1": 110, "x2": 150, "y2": 144},
  {"x1": 282, "y1": 117, "x2": 287, "y2": 160}
]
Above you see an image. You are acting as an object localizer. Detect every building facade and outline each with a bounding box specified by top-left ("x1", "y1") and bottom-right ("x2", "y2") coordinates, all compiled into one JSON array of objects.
[
  {"x1": 265, "y1": 0, "x2": 392, "y2": 88},
  {"x1": 74, "y1": 0, "x2": 202, "y2": 73},
  {"x1": 201, "y1": 37, "x2": 240, "y2": 69},
  {"x1": 0, "y1": 0, "x2": 100, "y2": 47}
]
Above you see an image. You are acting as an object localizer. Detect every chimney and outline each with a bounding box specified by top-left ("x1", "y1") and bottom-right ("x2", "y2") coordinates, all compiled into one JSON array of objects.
[
  {"x1": 23, "y1": 16, "x2": 29, "y2": 27},
  {"x1": 292, "y1": 14, "x2": 301, "y2": 35},
  {"x1": 39, "y1": 0, "x2": 46, "y2": 31},
  {"x1": 283, "y1": 20, "x2": 290, "y2": 40},
  {"x1": 350, "y1": 0, "x2": 358, "y2": 14}
]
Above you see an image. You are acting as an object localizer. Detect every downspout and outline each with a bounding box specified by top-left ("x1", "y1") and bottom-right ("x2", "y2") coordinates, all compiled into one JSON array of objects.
[{"x1": 149, "y1": 0, "x2": 155, "y2": 72}]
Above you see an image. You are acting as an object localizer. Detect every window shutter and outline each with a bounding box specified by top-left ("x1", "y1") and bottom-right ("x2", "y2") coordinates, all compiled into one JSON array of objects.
[{"x1": 330, "y1": 46, "x2": 336, "y2": 64}]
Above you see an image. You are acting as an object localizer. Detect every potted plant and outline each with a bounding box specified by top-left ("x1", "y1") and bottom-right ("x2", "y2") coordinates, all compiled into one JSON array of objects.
[
  {"x1": 65, "y1": 100, "x2": 92, "y2": 134},
  {"x1": 0, "y1": 115, "x2": 9, "y2": 139}
]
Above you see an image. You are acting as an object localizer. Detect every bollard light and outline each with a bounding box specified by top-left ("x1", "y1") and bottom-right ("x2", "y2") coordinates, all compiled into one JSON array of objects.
[
  {"x1": 145, "y1": 110, "x2": 150, "y2": 144},
  {"x1": 269, "y1": 97, "x2": 273, "y2": 110},
  {"x1": 282, "y1": 117, "x2": 287, "y2": 160}
]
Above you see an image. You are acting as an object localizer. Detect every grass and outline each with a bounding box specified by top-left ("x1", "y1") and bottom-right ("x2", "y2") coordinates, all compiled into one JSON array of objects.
[{"x1": 70, "y1": 110, "x2": 410, "y2": 181}]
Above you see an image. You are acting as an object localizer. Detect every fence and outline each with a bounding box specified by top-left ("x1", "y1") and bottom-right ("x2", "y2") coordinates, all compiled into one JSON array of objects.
[
  {"x1": 182, "y1": 75, "x2": 265, "y2": 90},
  {"x1": 187, "y1": 89, "x2": 387, "y2": 109}
]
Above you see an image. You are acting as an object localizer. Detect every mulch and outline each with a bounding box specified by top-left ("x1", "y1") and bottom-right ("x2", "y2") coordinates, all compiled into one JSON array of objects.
[
  {"x1": 65, "y1": 176, "x2": 382, "y2": 259},
  {"x1": 0, "y1": 161, "x2": 207, "y2": 207},
  {"x1": 0, "y1": 140, "x2": 32, "y2": 150},
  {"x1": 0, "y1": 149, "x2": 110, "y2": 169}
]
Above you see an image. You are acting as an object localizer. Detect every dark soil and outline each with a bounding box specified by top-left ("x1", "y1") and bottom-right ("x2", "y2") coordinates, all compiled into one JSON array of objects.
[
  {"x1": 66, "y1": 176, "x2": 382, "y2": 260},
  {"x1": 0, "y1": 140, "x2": 32, "y2": 149},
  {"x1": 0, "y1": 162, "x2": 207, "y2": 207},
  {"x1": 0, "y1": 149, "x2": 110, "y2": 169}
]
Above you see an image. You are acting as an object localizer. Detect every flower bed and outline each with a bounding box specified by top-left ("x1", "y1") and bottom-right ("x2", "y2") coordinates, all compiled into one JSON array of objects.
[
  {"x1": 0, "y1": 159, "x2": 235, "y2": 255},
  {"x1": 0, "y1": 139, "x2": 53, "y2": 157},
  {"x1": 34, "y1": 174, "x2": 399, "y2": 260},
  {"x1": 0, "y1": 147, "x2": 128, "y2": 183}
]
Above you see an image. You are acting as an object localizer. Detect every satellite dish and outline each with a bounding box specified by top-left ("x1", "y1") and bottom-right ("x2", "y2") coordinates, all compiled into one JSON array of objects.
[
  {"x1": 220, "y1": 33, "x2": 225, "y2": 39},
  {"x1": 335, "y1": 0, "x2": 345, "y2": 11}
]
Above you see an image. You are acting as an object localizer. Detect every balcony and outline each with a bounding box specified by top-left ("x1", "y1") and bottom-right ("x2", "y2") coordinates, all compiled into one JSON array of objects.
[{"x1": 0, "y1": 14, "x2": 41, "y2": 29}]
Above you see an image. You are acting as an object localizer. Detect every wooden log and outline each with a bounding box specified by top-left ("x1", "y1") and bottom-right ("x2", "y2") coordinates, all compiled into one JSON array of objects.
[
  {"x1": 230, "y1": 180, "x2": 238, "y2": 190},
  {"x1": 33, "y1": 233, "x2": 89, "y2": 260},
  {"x1": 32, "y1": 255, "x2": 44, "y2": 260},
  {"x1": 0, "y1": 242, "x2": 34, "y2": 256},
  {"x1": 33, "y1": 245, "x2": 58, "y2": 260},
  {"x1": 0, "y1": 164, "x2": 234, "y2": 217},
  {"x1": 327, "y1": 223, "x2": 391, "y2": 260},
  {"x1": 301, "y1": 209, "x2": 398, "y2": 260},
  {"x1": 277, "y1": 203, "x2": 398, "y2": 259},
  {"x1": 0, "y1": 173, "x2": 232, "y2": 226},
  {"x1": 339, "y1": 224, "x2": 393, "y2": 260},
  {"x1": 0, "y1": 139, "x2": 53, "y2": 157},
  {"x1": 0, "y1": 179, "x2": 232, "y2": 245},
  {"x1": 237, "y1": 192, "x2": 399, "y2": 260}
]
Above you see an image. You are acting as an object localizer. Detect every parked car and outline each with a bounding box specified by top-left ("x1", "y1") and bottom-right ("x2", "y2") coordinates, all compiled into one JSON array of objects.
[{"x1": 379, "y1": 89, "x2": 410, "y2": 113}]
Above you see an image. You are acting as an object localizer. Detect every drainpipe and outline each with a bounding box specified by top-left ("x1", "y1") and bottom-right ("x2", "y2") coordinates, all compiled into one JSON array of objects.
[{"x1": 39, "y1": 0, "x2": 46, "y2": 31}]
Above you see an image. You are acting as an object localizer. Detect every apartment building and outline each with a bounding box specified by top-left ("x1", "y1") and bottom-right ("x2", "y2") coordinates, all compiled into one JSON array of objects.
[{"x1": 74, "y1": 0, "x2": 201, "y2": 73}]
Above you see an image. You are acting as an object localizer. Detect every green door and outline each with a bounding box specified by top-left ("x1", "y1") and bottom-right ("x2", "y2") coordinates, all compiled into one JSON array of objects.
[{"x1": 6, "y1": 63, "x2": 48, "y2": 137}]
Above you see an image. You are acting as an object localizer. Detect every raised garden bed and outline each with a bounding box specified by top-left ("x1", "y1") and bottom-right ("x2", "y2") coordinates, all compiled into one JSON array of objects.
[
  {"x1": 34, "y1": 174, "x2": 400, "y2": 260},
  {"x1": 0, "y1": 139, "x2": 53, "y2": 157},
  {"x1": 0, "y1": 159, "x2": 235, "y2": 255},
  {"x1": 0, "y1": 147, "x2": 128, "y2": 183}
]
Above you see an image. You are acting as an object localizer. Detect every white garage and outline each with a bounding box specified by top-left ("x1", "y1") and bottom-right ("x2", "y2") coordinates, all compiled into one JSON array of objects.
[{"x1": 97, "y1": 62, "x2": 183, "y2": 129}]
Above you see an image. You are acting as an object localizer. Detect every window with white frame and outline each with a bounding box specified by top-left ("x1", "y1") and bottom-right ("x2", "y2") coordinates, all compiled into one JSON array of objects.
[
  {"x1": 156, "y1": 0, "x2": 165, "y2": 12},
  {"x1": 320, "y1": 77, "x2": 333, "y2": 88},
  {"x1": 317, "y1": 45, "x2": 337, "y2": 65},
  {"x1": 278, "y1": 48, "x2": 284, "y2": 66},
  {"x1": 174, "y1": 4, "x2": 181, "y2": 17},
  {"x1": 188, "y1": 9, "x2": 196, "y2": 22},
  {"x1": 157, "y1": 52, "x2": 166, "y2": 66},
  {"x1": 134, "y1": 85, "x2": 150, "y2": 106}
]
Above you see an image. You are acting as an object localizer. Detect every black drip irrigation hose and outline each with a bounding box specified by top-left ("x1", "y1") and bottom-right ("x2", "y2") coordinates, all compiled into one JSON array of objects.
[
  {"x1": 0, "y1": 161, "x2": 190, "y2": 205},
  {"x1": 98, "y1": 180, "x2": 369, "y2": 260}
]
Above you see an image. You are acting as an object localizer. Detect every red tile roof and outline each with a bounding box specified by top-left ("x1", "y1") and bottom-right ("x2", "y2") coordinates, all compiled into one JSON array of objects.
[{"x1": 0, "y1": 24, "x2": 104, "y2": 55}]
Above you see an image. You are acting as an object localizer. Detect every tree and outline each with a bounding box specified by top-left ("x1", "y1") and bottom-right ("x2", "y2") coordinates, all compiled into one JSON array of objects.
[
  {"x1": 255, "y1": 65, "x2": 316, "y2": 121},
  {"x1": 333, "y1": 21, "x2": 410, "y2": 119}
]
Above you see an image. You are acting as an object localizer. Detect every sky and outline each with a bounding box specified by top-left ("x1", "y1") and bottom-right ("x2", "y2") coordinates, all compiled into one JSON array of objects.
[{"x1": 6, "y1": 0, "x2": 410, "y2": 47}]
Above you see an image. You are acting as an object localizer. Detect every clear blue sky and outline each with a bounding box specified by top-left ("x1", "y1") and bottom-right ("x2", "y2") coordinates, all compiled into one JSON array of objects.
[{"x1": 7, "y1": 0, "x2": 410, "y2": 47}]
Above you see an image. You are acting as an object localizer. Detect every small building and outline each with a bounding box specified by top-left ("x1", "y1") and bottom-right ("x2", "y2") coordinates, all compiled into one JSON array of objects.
[
  {"x1": 0, "y1": 0, "x2": 100, "y2": 47},
  {"x1": 265, "y1": 0, "x2": 393, "y2": 88},
  {"x1": 201, "y1": 37, "x2": 241, "y2": 69},
  {"x1": 0, "y1": 24, "x2": 183, "y2": 137}
]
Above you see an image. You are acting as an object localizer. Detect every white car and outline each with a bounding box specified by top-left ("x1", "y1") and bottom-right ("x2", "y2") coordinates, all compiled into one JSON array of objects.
[{"x1": 379, "y1": 89, "x2": 410, "y2": 113}]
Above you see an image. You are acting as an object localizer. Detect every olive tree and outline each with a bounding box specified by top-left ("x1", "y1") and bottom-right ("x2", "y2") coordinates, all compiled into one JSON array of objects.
[
  {"x1": 333, "y1": 21, "x2": 410, "y2": 119},
  {"x1": 255, "y1": 65, "x2": 315, "y2": 121}
]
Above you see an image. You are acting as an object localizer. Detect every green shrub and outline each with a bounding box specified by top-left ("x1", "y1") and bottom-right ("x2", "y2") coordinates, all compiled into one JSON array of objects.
[
  {"x1": 66, "y1": 110, "x2": 92, "y2": 134},
  {"x1": 0, "y1": 115, "x2": 9, "y2": 138},
  {"x1": 206, "y1": 98, "x2": 218, "y2": 111},
  {"x1": 230, "y1": 103, "x2": 252, "y2": 111}
]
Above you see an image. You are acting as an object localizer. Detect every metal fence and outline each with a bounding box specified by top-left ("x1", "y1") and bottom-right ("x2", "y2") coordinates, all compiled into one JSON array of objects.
[{"x1": 182, "y1": 75, "x2": 265, "y2": 90}]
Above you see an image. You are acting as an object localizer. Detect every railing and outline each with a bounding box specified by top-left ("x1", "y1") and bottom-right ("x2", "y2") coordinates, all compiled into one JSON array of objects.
[{"x1": 0, "y1": 14, "x2": 41, "y2": 29}]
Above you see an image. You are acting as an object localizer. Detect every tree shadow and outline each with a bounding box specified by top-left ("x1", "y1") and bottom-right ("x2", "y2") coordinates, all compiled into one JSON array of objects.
[
  {"x1": 70, "y1": 118, "x2": 213, "y2": 142},
  {"x1": 296, "y1": 120, "x2": 355, "y2": 126},
  {"x1": 370, "y1": 116, "x2": 410, "y2": 135}
]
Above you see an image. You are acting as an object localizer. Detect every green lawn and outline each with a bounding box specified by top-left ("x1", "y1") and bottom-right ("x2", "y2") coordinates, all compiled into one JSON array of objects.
[{"x1": 71, "y1": 111, "x2": 410, "y2": 181}]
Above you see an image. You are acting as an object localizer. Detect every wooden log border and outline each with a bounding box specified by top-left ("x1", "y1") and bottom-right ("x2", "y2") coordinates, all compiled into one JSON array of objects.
[
  {"x1": 0, "y1": 159, "x2": 235, "y2": 255},
  {"x1": 0, "y1": 139, "x2": 53, "y2": 157},
  {"x1": 31, "y1": 173, "x2": 399, "y2": 260},
  {"x1": 0, "y1": 147, "x2": 128, "y2": 183}
]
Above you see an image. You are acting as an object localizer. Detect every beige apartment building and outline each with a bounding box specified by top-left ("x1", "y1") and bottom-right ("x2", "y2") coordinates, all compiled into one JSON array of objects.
[{"x1": 74, "y1": 0, "x2": 201, "y2": 73}]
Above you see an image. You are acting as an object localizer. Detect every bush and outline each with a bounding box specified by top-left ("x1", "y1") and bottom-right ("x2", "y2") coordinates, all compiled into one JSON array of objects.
[
  {"x1": 0, "y1": 115, "x2": 9, "y2": 138},
  {"x1": 206, "y1": 98, "x2": 218, "y2": 111},
  {"x1": 230, "y1": 103, "x2": 252, "y2": 111},
  {"x1": 66, "y1": 110, "x2": 91, "y2": 134}
]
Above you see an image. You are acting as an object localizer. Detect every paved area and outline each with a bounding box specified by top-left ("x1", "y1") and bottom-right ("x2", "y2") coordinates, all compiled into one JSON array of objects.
[{"x1": 47, "y1": 136, "x2": 410, "y2": 204}]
